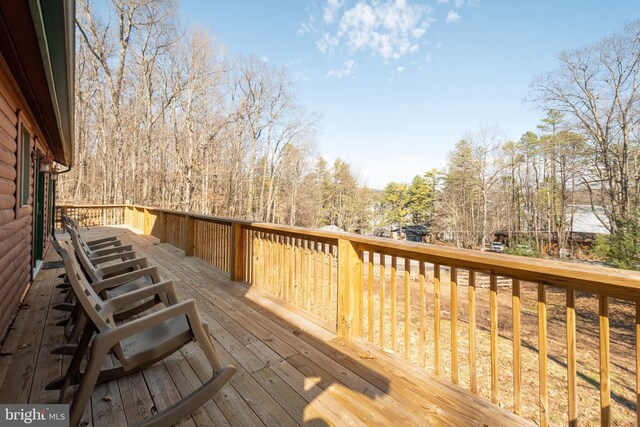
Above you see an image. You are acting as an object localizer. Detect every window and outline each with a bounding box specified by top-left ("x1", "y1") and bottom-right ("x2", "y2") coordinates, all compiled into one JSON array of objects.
[{"x1": 19, "y1": 125, "x2": 30, "y2": 206}]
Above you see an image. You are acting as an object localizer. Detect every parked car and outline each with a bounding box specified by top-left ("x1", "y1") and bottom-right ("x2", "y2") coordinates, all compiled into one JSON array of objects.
[{"x1": 490, "y1": 242, "x2": 505, "y2": 253}]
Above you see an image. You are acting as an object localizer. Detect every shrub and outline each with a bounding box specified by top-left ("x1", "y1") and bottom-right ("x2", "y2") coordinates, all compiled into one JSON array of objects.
[
  {"x1": 504, "y1": 237, "x2": 541, "y2": 258},
  {"x1": 595, "y1": 216, "x2": 640, "y2": 271}
]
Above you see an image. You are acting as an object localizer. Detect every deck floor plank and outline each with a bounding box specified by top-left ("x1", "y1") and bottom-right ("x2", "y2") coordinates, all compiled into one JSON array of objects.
[
  {"x1": 28, "y1": 265, "x2": 65, "y2": 404},
  {"x1": 163, "y1": 350, "x2": 229, "y2": 427},
  {"x1": 90, "y1": 355, "x2": 128, "y2": 427},
  {"x1": 0, "y1": 267, "x2": 55, "y2": 404},
  {"x1": 0, "y1": 226, "x2": 533, "y2": 427}
]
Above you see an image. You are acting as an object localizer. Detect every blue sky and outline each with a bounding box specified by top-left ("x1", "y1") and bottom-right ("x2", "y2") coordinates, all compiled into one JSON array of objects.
[{"x1": 181, "y1": 0, "x2": 640, "y2": 189}]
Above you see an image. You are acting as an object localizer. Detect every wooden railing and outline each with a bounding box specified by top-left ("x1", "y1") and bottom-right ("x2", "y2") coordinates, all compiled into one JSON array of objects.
[
  {"x1": 55, "y1": 204, "x2": 126, "y2": 228},
  {"x1": 56, "y1": 203, "x2": 640, "y2": 426}
]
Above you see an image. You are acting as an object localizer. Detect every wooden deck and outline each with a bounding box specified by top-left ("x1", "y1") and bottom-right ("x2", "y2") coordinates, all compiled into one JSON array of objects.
[{"x1": 0, "y1": 226, "x2": 531, "y2": 426}]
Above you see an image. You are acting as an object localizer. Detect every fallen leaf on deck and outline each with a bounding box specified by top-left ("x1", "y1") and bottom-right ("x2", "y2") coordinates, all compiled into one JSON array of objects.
[
  {"x1": 360, "y1": 352, "x2": 376, "y2": 360},
  {"x1": 18, "y1": 343, "x2": 29, "y2": 349},
  {"x1": 292, "y1": 328, "x2": 302, "y2": 336},
  {"x1": 102, "y1": 395, "x2": 112, "y2": 402}
]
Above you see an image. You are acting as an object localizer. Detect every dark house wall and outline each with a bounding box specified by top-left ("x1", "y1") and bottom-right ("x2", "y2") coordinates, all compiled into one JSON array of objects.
[{"x1": 0, "y1": 55, "x2": 53, "y2": 337}]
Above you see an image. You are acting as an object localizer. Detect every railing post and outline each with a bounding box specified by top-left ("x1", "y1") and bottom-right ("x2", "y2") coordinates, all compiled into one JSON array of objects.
[
  {"x1": 159, "y1": 211, "x2": 168, "y2": 243},
  {"x1": 230, "y1": 222, "x2": 245, "y2": 281},
  {"x1": 132, "y1": 207, "x2": 139, "y2": 229},
  {"x1": 143, "y1": 208, "x2": 150, "y2": 235},
  {"x1": 337, "y1": 237, "x2": 362, "y2": 340},
  {"x1": 186, "y1": 214, "x2": 195, "y2": 256}
]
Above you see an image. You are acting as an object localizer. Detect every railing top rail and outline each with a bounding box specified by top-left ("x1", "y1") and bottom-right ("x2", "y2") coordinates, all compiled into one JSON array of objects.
[
  {"x1": 57, "y1": 203, "x2": 128, "y2": 208},
  {"x1": 57, "y1": 203, "x2": 640, "y2": 299}
]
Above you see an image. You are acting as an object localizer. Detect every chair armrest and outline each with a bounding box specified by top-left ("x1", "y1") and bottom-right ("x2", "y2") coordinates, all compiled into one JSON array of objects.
[
  {"x1": 92, "y1": 266, "x2": 160, "y2": 293},
  {"x1": 88, "y1": 240, "x2": 123, "y2": 250},
  {"x1": 90, "y1": 245, "x2": 134, "y2": 258},
  {"x1": 101, "y1": 280, "x2": 180, "y2": 313},
  {"x1": 85, "y1": 235, "x2": 118, "y2": 247},
  {"x1": 95, "y1": 299, "x2": 199, "y2": 349},
  {"x1": 95, "y1": 256, "x2": 149, "y2": 277},
  {"x1": 90, "y1": 251, "x2": 137, "y2": 266}
]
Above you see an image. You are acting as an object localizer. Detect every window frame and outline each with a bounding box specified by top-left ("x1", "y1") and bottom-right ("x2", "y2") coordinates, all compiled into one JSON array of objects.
[{"x1": 16, "y1": 116, "x2": 32, "y2": 208}]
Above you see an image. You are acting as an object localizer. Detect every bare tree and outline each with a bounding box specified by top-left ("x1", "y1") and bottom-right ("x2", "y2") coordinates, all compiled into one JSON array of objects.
[{"x1": 531, "y1": 21, "x2": 640, "y2": 232}]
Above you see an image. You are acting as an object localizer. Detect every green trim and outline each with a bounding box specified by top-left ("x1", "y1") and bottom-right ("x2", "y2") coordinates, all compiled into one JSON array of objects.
[{"x1": 27, "y1": 0, "x2": 74, "y2": 166}]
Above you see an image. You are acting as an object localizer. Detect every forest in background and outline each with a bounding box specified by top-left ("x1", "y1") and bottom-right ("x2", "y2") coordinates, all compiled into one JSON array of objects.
[{"x1": 59, "y1": 0, "x2": 640, "y2": 269}]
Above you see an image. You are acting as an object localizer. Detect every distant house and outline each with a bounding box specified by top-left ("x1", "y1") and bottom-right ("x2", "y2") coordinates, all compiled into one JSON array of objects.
[
  {"x1": 318, "y1": 224, "x2": 346, "y2": 233},
  {"x1": 493, "y1": 205, "x2": 611, "y2": 247},
  {"x1": 567, "y1": 205, "x2": 610, "y2": 235},
  {"x1": 392, "y1": 224, "x2": 430, "y2": 242}
]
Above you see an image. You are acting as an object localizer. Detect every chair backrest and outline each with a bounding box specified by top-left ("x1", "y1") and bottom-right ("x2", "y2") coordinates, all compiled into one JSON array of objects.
[
  {"x1": 61, "y1": 214, "x2": 78, "y2": 234},
  {"x1": 55, "y1": 240, "x2": 132, "y2": 362},
  {"x1": 53, "y1": 241, "x2": 111, "y2": 330},
  {"x1": 67, "y1": 227, "x2": 101, "y2": 282}
]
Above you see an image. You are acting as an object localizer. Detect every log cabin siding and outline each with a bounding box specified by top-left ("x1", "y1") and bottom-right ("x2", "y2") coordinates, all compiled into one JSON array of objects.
[{"x1": 0, "y1": 54, "x2": 46, "y2": 339}]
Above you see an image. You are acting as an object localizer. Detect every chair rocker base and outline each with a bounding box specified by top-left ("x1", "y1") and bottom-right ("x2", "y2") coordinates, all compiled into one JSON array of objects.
[{"x1": 132, "y1": 365, "x2": 236, "y2": 427}]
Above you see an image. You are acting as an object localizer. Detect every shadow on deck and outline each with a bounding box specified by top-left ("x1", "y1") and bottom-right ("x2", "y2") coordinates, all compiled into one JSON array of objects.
[{"x1": 0, "y1": 226, "x2": 530, "y2": 426}]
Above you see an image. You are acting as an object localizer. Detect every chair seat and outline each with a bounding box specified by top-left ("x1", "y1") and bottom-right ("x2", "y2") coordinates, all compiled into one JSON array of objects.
[
  {"x1": 120, "y1": 314, "x2": 192, "y2": 360},
  {"x1": 105, "y1": 274, "x2": 154, "y2": 298}
]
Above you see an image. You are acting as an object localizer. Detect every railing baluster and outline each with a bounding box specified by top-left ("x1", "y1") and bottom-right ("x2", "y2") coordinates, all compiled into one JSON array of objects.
[
  {"x1": 636, "y1": 302, "x2": 640, "y2": 427},
  {"x1": 329, "y1": 244, "x2": 335, "y2": 324},
  {"x1": 294, "y1": 238, "x2": 300, "y2": 306},
  {"x1": 321, "y1": 243, "x2": 326, "y2": 320},
  {"x1": 283, "y1": 236, "x2": 289, "y2": 302},
  {"x1": 419, "y1": 261, "x2": 426, "y2": 368},
  {"x1": 279, "y1": 235, "x2": 285, "y2": 298},
  {"x1": 538, "y1": 284, "x2": 548, "y2": 426},
  {"x1": 599, "y1": 295, "x2": 610, "y2": 427},
  {"x1": 513, "y1": 279, "x2": 521, "y2": 413},
  {"x1": 277, "y1": 235, "x2": 282, "y2": 298},
  {"x1": 404, "y1": 257, "x2": 411, "y2": 360},
  {"x1": 262, "y1": 233, "x2": 268, "y2": 290},
  {"x1": 305, "y1": 240, "x2": 311, "y2": 311},
  {"x1": 391, "y1": 255, "x2": 398, "y2": 353},
  {"x1": 434, "y1": 264, "x2": 441, "y2": 375},
  {"x1": 380, "y1": 254, "x2": 386, "y2": 349},
  {"x1": 567, "y1": 288, "x2": 577, "y2": 427},
  {"x1": 469, "y1": 270, "x2": 477, "y2": 394},
  {"x1": 299, "y1": 238, "x2": 305, "y2": 308},
  {"x1": 313, "y1": 242, "x2": 319, "y2": 315},
  {"x1": 451, "y1": 266, "x2": 458, "y2": 384},
  {"x1": 490, "y1": 274, "x2": 499, "y2": 404},
  {"x1": 368, "y1": 251, "x2": 374, "y2": 342}
]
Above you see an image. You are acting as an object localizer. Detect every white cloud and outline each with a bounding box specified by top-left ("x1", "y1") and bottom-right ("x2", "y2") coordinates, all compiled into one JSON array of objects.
[
  {"x1": 454, "y1": 0, "x2": 480, "y2": 8},
  {"x1": 446, "y1": 10, "x2": 460, "y2": 23},
  {"x1": 323, "y1": 0, "x2": 344, "y2": 24},
  {"x1": 326, "y1": 59, "x2": 355, "y2": 78},
  {"x1": 314, "y1": 0, "x2": 433, "y2": 62},
  {"x1": 259, "y1": 56, "x2": 269, "y2": 63},
  {"x1": 396, "y1": 66, "x2": 405, "y2": 73},
  {"x1": 437, "y1": 0, "x2": 449, "y2": 3}
]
